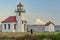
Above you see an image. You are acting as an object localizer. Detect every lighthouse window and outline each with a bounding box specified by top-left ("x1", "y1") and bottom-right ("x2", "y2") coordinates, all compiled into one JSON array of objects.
[
  {"x1": 19, "y1": 13, "x2": 21, "y2": 16},
  {"x1": 8, "y1": 24, "x2": 10, "y2": 30},
  {"x1": 4, "y1": 24, "x2": 6, "y2": 30},
  {"x1": 22, "y1": 21, "x2": 23, "y2": 24},
  {"x1": 14, "y1": 24, "x2": 16, "y2": 30}
]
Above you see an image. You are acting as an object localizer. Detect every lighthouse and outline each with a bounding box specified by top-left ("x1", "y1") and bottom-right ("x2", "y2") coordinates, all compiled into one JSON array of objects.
[{"x1": 15, "y1": 2, "x2": 26, "y2": 32}]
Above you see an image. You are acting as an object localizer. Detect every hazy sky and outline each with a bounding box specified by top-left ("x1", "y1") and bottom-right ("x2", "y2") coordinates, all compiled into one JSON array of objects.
[{"x1": 0, "y1": 0, "x2": 60, "y2": 25}]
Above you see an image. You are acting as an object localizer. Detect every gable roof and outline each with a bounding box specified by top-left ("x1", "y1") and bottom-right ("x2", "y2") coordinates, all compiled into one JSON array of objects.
[
  {"x1": 45, "y1": 21, "x2": 52, "y2": 26},
  {"x1": 2, "y1": 16, "x2": 17, "y2": 23}
]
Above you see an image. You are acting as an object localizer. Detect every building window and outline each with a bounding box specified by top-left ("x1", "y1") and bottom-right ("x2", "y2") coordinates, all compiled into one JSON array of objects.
[
  {"x1": 19, "y1": 12, "x2": 21, "y2": 16},
  {"x1": 8, "y1": 24, "x2": 10, "y2": 30},
  {"x1": 14, "y1": 24, "x2": 16, "y2": 30},
  {"x1": 4, "y1": 24, "x2": 6, "y2": 30},
  {"x1": 19, "y1": 13, "x2": 20, "y2": 16},
  {"x1": 22, "y1": 21, "x2": 23, "y2": 24}
]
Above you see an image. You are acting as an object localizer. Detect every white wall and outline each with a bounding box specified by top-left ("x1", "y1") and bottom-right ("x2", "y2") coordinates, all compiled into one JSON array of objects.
[
  {"x1": 47, "y1": 24, "x2": 55, "y2": 32},
  {"x1": 26, "y1": 24, "x2": 55, "y2": 32},
  {"x1": 16, "y1": 13, "x2": 22, "y2": 32},
  {"x1": 45, "y1": 26, "x2": 49, "y2": 32},
  {"x1": 2, "y1": 22, "x2": 16, "y2": 32},
  {"x1": 27, "y1": 25, "x2": 45, "y2": 32},
  {"x1": 16, "y1": 12, "x2": 25, "y2": 32}
]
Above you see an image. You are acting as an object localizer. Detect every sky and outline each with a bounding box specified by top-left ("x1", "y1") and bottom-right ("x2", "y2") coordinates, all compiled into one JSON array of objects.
[{"x1": 0, "y1": 0, "x2": 60, "y2": 25}]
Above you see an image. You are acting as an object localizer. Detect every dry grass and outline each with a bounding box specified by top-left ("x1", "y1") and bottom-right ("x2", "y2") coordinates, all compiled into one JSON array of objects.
[
  {"x1": 0, "y1": 32, "x2": 30, "y2": 37},
  {"x1": 0, "y1": 32, "x2": 60, "y2": 40},
  {"x1": 0, "y1": 32, "x2": 59, "y2": 37}
]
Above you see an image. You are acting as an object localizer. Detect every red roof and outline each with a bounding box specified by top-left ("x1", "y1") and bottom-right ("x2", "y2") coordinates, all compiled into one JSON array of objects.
[
  {"x1": 17, "y1": 2, "x2": 23, "y2": 7},
  {"x1": 2, "y1": 16, "x2": 17, "y2": 23},
  {"x1": 2, "y1": 16, "x2": 27, "y2": 23},
  {"x1": 45, "y1": 21, "x2": 52, "y2": 26}
]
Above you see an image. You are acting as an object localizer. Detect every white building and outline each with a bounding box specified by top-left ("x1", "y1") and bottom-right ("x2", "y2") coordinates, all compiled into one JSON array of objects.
[
  {"x1": 1, "y1": 2, "x2": 55, "y2": 32},
  {"x1": 1, "y1": 3, "x2": 27, "y2": 32},
  {"x1": 27, "y1": 24, "x2": 45, "y2": 32},
  {"x1": 27, "y1": 21, "x2": 55, "y2": 32}
]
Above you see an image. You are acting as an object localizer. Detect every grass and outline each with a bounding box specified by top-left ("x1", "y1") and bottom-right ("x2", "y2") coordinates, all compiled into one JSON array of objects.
[
  {"x1": 0, "y1": 32, "x2": 59, "y2": 37},
  {"x1": 0, "y1": 32, "x2": 60, "y2": 40},
  {"x1": 0, "y1": 32, "x2": 29, "y2": 37}
]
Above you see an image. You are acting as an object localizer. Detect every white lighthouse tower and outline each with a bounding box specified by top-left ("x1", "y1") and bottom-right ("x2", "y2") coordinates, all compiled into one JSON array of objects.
[{"x1": 15, "y1": 2, "x2": 26, "y2": 32}]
